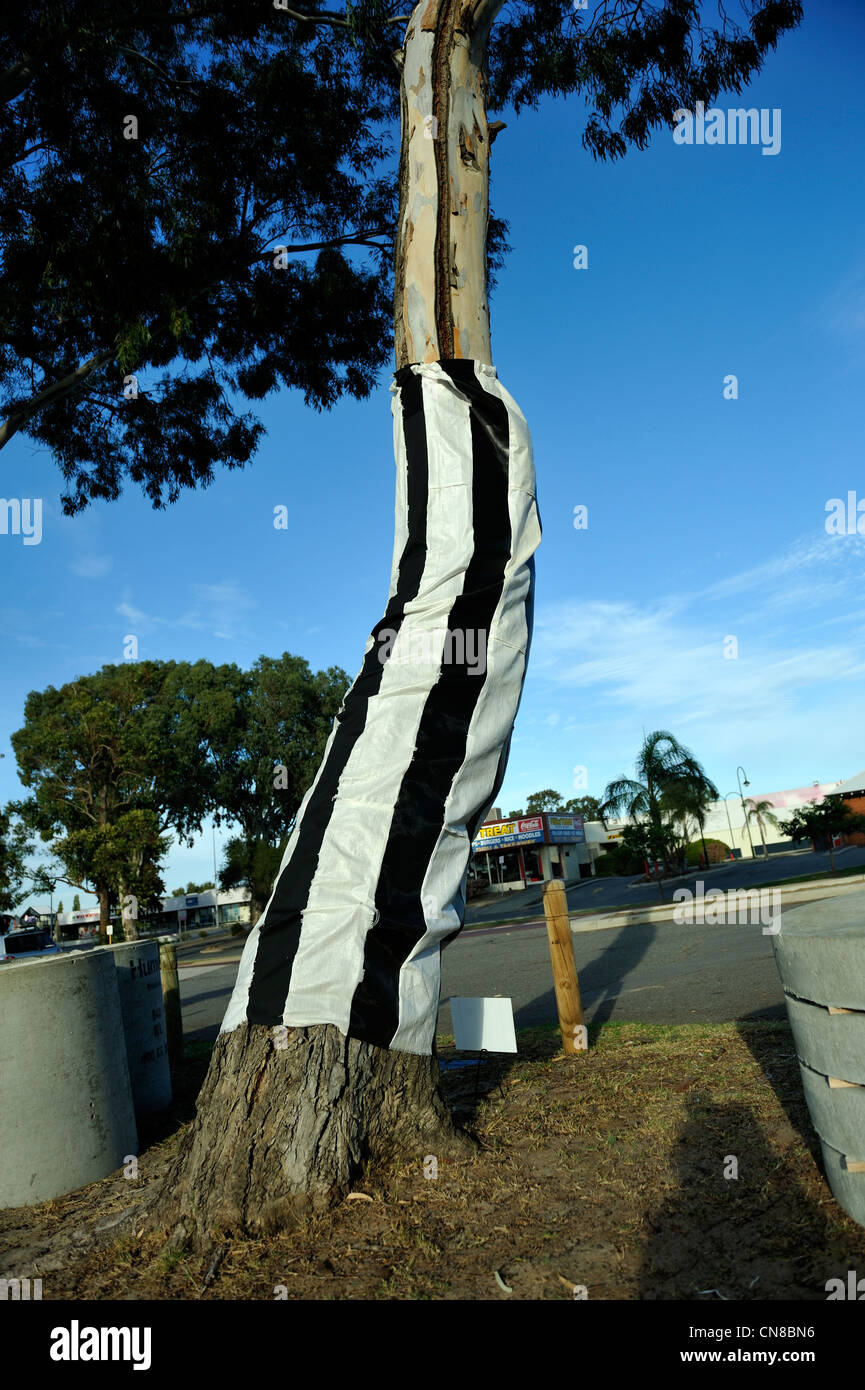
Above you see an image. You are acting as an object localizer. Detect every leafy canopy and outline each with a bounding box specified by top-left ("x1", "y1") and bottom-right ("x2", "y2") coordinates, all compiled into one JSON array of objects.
[{"x1": 1, "y1": 0, "x2": 802, "y2": 510}]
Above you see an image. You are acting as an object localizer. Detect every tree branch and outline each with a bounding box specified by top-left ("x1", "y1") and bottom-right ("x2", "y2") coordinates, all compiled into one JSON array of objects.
[{"x1": 0, "y1": 348, "x2": 114, "y2": 450}]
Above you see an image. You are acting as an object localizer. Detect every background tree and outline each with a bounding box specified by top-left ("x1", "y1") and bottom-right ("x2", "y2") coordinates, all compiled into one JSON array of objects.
[
  {"x1": 11, "y1": 660, "x2": 216, "y2": 937},
  {"x1": 660, "y1": 763, "x2": 719, "y2": 870},
  {"x1": 0, "y1": 804, "x2": 32, "y2": 912},
  {"x1": 564, "y1": 795, "x2": 604, "y2": 824},
  {"x1": 599, "y1": 730, "x2": 716, "y2": 878},
  {"x1": 782, "y1": 797, "x2": 865, "y2": 873},
  {"x1": 745, "y1": 797, "x2": 781, "y2": 859},
  {"x1": 207, "y1": 654, "x2": 351, "y2": 921},
  {"x1": 524, "y1": 788, "x2": 565, "y2": 814},
  {"x1": 218, "y1": 836, "x2": 285, "y2": 929},
  {"x1": 72, "y1": 893, "x2": 81, "y2": 911},
  {"x1": 53, "y1": 810, "x2": 170, "y2": 940}
]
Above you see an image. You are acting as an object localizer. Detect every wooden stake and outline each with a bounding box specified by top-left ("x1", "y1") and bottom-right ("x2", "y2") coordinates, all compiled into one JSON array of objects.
[
  {"x1": 543, "y1": 879, "x2": 586, "y2": 1054},
  {"x1": 159, "y1": 937, "x2": 183, "y2": 1069}
]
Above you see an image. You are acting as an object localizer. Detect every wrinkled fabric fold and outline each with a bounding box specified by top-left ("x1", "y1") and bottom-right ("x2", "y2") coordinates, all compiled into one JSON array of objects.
[{"x1": 220, "y1": 360, "x2": 541, "y2": 1054}]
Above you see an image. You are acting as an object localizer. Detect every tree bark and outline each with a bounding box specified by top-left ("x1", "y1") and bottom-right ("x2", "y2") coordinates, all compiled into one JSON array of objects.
[
  {"x1": 148, "y1": 1022, "x2": 469, "y2": 1250},
  {"x1": 394, "y1": 0, "x2": 505, "y2": 367},
  {"x1": 146, "y1": 0, "x2": 507, "y2": 1247},
  {"x1": 97, "y1": 884, "x2": 111, "y2": 944}
]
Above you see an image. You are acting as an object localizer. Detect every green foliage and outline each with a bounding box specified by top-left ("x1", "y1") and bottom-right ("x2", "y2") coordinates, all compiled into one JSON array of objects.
[
  {"x1": 600, "y1": 730, "x2": 718, "y2": 873},
  {"x1": 563, "y1": 795, "x2": 603, "y2": 823},
  {"x1": 219, "y1": 835, "x2": 286, "y2": 923},
  {"x1": 685, "y1": 838, "x2": 730, "y2": 866},
  {"x1": 1, "y1": 0, "x2": 803, "y2": 509},
  {"x1": 0, "y1": 805, "x2": 33, "y2": 911},
  {"x1": 1, "y1": 0, "x2": 395, "y2": 510},
  {"x1": 10, "y1": 652, "x2": 348, "y2": 923},
  {"x1": 524, "y1": 788, "x2": 565, "y2": 814},
  {"x1": 782, "y1": 796, "x2": 865, "y2": 848},
  {"x1": 208, "y1": 653, "x2": 350, "y2": 850},
  {"x1": 488, "y1": 0, "x2": 803, "y2": 159}
]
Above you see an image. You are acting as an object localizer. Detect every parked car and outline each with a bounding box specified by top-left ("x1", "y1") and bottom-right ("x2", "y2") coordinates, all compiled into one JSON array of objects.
[{"x1": 0, "y1": 926, "x2": 61, "y2": 963}]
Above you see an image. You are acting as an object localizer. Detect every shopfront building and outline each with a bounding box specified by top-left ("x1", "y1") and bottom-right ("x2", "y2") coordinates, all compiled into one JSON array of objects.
[{"x1": 469, "y1": 812, "x2": 593, "y2": 892}]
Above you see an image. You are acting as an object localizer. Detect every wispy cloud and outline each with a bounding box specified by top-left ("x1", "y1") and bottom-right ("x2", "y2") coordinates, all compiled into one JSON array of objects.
[
  {"x1": 115, "y1": 582, "x2": 255, "y2": 640},
  {"x1": 69, "y1": 554, "x2": 112, "y2": 580},
  {"x1": 529, "y1": 533, "x2": 865, "y2": 742}
]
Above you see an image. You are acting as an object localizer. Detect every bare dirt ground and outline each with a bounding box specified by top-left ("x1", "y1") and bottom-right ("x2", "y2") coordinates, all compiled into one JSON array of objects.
[{"x1": 2, "y1": 1021, "x2": 863, "y2": 1300}]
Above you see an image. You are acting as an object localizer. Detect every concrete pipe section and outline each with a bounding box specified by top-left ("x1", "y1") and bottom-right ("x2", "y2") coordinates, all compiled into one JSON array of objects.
[
  {"x1": 94, "y1": 941, "x2": 172, "y2": 1115},
  {"x1": 0, "y1": 950, "x2": 138, "y2": 1208},
  {"x1": 773, "y1": 891, "x2": 865, "y2": 1226}
]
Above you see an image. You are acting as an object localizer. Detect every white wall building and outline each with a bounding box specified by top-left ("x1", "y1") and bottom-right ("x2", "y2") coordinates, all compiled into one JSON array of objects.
[{"x1": 598, "y1": 779, "x2": 844, "y2": 860}]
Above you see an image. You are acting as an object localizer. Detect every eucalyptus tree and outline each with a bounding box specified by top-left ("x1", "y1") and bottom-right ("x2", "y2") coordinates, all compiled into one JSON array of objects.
[
  {"x1": 148, "y1": 4, "x2": 802, "y2": 1247},
  {"x1": 2, "y1": 0, "x2": 804, "y2": 1245}
]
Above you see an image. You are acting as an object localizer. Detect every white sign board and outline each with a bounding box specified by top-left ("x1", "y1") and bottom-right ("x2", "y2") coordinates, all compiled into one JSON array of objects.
[{"x1": 450, "y1": 997, "x2": 517, "y2": 1053}]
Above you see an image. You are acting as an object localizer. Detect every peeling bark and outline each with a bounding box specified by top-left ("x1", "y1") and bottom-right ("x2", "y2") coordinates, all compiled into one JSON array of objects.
[{"x1": 394, "y1": 0, "x2": 505, "y2": 367}]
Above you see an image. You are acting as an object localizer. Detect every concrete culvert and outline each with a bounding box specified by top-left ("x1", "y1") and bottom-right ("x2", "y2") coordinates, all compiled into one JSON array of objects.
[
  {"x1": 773, "y1": 891, "x2": 865, "y2": 1227},
  {"x1": 95, "y1": 941, "x2": 172, "y2": 1115},
  {"x1": 0, "y1": 949, "x2": 138, "y2": 1208}
]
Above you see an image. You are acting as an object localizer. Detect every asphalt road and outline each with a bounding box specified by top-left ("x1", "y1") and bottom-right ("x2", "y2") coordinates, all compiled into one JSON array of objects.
[
  {"x1": 465, "y1": 845, "x2": 865, "y2": 924},
  {"x1": 178, "y1": 906, "x2": 805, "y2": 1044}
]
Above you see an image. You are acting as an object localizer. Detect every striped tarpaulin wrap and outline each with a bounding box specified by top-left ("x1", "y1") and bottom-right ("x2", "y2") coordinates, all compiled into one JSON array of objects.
[{"x1": 220, "y1": 359, "x2": 541, "y2": 1054}]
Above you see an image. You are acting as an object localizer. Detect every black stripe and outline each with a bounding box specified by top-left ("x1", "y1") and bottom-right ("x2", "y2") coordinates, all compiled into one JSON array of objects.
[
  {"x1": 347, "y1": 361, "x2": 514, "y2": 1046},
  {"x1": 245, "y1": 369, "x2": 430, "y2": 1025}
]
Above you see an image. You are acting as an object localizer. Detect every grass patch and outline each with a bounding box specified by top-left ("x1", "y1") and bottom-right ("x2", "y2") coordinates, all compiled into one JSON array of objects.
[{"x1": 3, "y1": 1021, "x2": 863, "y2": 1301}]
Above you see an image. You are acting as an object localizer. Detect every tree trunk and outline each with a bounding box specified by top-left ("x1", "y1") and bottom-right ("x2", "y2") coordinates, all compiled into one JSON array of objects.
[
  {"x1": 146, "y1": 0, "x2": 527, "y2": 1248},
  {"x1": 119, "y1": 881, "x2": 140, "y2": 941},
  {"x1": 97, "y1": 884, "x2": 111, "y2": 944},
  {"x1": 149, "y1": 1022, "x2": 469, "y2": 1250},
  {"x1": 394, "y1": 0, "x2": 505, "y2": 366}
]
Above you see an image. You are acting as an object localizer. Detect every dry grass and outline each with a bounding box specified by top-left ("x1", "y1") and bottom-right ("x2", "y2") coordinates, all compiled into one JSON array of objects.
[{"x1": 2, "y1": 1022, "x2": 864, "y2": 1300}]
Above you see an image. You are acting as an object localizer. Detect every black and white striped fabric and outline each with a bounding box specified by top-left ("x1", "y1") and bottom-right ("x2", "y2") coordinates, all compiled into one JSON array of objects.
[{"x1": 221, "y1": 359, "x2": 541, "y2": 1054}]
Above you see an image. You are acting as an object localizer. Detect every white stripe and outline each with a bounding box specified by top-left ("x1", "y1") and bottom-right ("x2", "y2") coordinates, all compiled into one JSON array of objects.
[
  {"x1": 221, "y1": 381, "x2": 422, "y2": 1034},
  {"x1": 280, "y1": 369, "x2": 477, "y2": 1029},
  {"x1": 391, "y1": 364, "x2": 540, "y2": 1053}
]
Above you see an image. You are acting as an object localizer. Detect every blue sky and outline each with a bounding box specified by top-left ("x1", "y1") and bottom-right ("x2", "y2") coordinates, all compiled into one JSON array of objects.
[{"x1": 2, "y1": 0, "x2": 864, "y2": 904}]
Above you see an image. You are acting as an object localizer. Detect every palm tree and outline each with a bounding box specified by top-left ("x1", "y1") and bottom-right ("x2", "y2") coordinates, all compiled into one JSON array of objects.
[
  {"x1": 745, "y1": 798, "x2": 781, "y2": 859},
  {"x1": 600, "y1": 732, "x2": 718, "y2": 885}
]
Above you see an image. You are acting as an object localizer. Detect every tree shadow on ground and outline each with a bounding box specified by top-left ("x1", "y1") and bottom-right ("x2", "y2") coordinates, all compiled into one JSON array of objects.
[
  {"x1": 442, "y1": 922, "x2": 657, "y2": 1125},
  {"x1": 638, "y1": 1090, "x2": 863, "y2": 1300},
  {"x1": 735, "y1": 1015, "x2": 823, "y2": 1168},
  {"x1": 512, "y1": 921, "x2": 657, "y2": 1031}
]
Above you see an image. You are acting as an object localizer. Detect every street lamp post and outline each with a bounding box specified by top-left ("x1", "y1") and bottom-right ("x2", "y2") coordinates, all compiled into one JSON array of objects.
[
  {"x1": 737, "y1": 766, "x2": 756, "y2": 859},
  {"x1": 723, "y1": 793, "x2": 740, "y2": 858}
]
